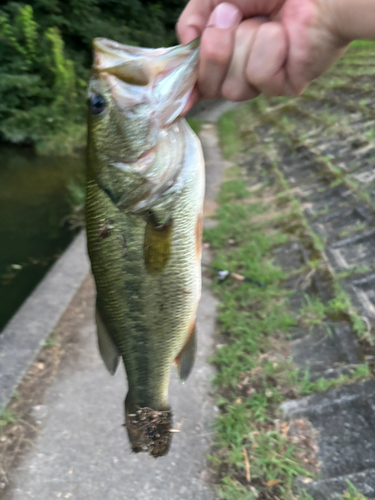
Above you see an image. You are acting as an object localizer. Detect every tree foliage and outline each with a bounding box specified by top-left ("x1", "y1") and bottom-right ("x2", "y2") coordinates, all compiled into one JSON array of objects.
[{"x1": 0, "y1": 0, "x2": 185, "y2": 152}]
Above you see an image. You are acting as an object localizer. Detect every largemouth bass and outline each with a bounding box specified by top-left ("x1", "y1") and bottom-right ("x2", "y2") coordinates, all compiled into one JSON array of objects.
[{"x1": 86, "y1": 37, "x2": 204, "y2": 457}]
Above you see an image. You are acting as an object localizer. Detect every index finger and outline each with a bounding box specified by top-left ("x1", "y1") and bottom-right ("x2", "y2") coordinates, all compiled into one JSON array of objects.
[{"x1": 176, "y1": 0, "x2": 215, "y2": 43}]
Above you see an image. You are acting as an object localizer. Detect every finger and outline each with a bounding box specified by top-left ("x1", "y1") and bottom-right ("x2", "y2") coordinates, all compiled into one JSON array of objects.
[
  {"x1": 280, "y1": 1, "x2": 347, "y2": 96},
  {"x1": 177, "y1": 0, "x2": 285, "y2": 45},
  {"x1": 176, "y1": 0, "x2": 214, "y2": 44},
  {"x1": 245, "y1": 21, "x2": 289, "y2": 96},
  {"x1": 221, "y1": 18, "x2": 264, "y2": 102},
  {"x1": 198, "y1": 3, "x2": 242, "y2": 100}
]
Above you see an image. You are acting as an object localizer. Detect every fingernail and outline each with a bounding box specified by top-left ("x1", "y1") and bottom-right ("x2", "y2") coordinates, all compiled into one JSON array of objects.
[{"x1": 212, "y1": 2, "x2": 241, "y2": 29}]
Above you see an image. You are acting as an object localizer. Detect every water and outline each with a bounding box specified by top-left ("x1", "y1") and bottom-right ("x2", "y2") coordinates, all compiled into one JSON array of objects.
[{"x1": 0, "y1": 145, "x2": 84, "y2": 331}]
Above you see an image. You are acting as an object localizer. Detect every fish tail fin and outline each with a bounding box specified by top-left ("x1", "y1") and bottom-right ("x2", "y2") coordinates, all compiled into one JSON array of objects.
[
  {"x1": 175, "y1": 321, "x2": 196, "y2": 382},
  {"x1": 124, "y1": 394, "x2": 173, "y2": 457}
]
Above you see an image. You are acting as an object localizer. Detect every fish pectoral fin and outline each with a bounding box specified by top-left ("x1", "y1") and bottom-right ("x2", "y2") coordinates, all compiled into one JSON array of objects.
[
  {"x1": 175, "y1": 322, "x2": 196, "y2": 382},
  {"x1": 95, "y1": 304, "x2": 120, "y2": 375},
  {"x1": 144, "y1": 214, "x2": 173, "y2": 275}
]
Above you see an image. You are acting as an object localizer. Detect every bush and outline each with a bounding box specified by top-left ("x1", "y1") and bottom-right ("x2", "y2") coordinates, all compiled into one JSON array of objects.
[
  {"x1": 0, "y1": 0, "x2": 185, "y2": 153},
  {"x1": 0, "y1": 5, "x2": 85, "y2": 151}
]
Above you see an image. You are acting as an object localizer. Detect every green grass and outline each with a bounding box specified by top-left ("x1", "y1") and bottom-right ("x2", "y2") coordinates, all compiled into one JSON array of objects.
[
  {"x1": 350, "y1": 40, "x2": 375, "y2": 48},
  {"x1": 217, "y1": 110, "x2": 242, "y2": 159},
  {"x1": 208, "y1": 81, "x2": 375, "y2": 496},
  {"x1": 339, "y1": 481, "x2": 373, "y2": 499},
  {"x1": 0, "y1": 408, "x2": 19, "y2": 428},
  {"x1": 207, "y1": 176, "x2": 371, "y2": 499},
  {"x1": 206, "y1": 187, "x2": 297, "y2": 497},
  {"x1": 187, "y1": 117, "x2": 202, "y2": 135},
  {"x1": 43, "y1": 331, "x2": 61, "y2": 348},
  {"x1": 209, "y1": 43, "x2": 375, "y2": 497}
]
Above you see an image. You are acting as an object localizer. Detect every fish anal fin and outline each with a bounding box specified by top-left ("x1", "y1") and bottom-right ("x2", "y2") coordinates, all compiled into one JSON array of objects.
[
  {"x1": 175, "y1": 321, "x2": 196, "y2": 382},
  {"x1": 96, "y1": 303, "x2": 120, "y2": 375}
]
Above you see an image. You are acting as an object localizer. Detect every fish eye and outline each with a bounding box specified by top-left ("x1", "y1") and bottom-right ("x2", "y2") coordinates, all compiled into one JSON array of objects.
[{"x1": 89, "y1": 93, "x2": 107, "y2": 115}]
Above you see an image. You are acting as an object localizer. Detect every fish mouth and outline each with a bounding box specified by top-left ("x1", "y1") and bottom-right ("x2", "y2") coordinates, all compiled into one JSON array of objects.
[
  {"x1": 93, "y1": 37, "x2": 200, "y2": 87},
  {"x1": 92, "y1": 37, "x2": 199, "y2": 127}
]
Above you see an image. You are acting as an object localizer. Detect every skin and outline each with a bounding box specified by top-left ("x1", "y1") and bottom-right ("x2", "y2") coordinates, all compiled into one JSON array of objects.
[{"x1": 176, "y1": 0, "x2": 375, "y2": 112}]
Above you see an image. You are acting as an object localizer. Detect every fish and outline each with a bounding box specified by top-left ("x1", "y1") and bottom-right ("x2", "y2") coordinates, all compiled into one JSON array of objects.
[{"x1": 85, "y1": 37, "x2": 205, "y2": 457}]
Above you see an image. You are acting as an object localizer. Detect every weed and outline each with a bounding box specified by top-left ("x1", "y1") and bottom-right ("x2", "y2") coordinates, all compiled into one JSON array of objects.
[
  {"x1": 43, "y1": 331, "x2": 61, "y2": 348},
  {"x1": 298, "y1": 295, "x2": 327, "y2": 329},
  {"x1": 217, "y1": 110, "x2": 242, "y2": 159},
  {"x1": 291, "y1": 363, "x2": 370, "y2": 396},
  {"x1": 336, "y1": 264, "x2": 371, "y2": 279},
  {"x1": 0, "y1": 408, "x2": 18, "y2": 428},
  {"x1": 339, "y1": 481, "x2": 372, "y2": 499}
]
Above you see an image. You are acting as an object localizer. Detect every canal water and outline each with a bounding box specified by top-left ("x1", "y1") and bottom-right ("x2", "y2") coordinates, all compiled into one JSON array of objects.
[{"x1": 0, "y1": 145, "x2": 84, "y2": 331}]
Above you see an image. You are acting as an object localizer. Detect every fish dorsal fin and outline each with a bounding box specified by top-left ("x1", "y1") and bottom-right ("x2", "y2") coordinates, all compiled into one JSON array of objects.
[
  {"x1": 95, "y1": 302, "x2": 120, "y2": 375},
  {"x1": 175, "y1": 321, "x2": 197, "y2": 382}
]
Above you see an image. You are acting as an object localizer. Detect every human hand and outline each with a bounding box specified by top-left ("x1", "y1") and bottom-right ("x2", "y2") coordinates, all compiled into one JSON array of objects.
[{"x1": 176, "y1": 0, "x2": 349, "y2": 112}]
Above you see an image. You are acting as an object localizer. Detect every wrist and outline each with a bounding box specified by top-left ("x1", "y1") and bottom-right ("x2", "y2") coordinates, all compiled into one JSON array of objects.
[{"x1": 323, "y1": 0, "x2": 375, "y2": 43}]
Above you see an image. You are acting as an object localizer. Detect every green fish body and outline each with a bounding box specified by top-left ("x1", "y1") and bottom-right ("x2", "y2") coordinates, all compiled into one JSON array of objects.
[{"x1": 86, "y1": 38, "x2": 204, "y2": 457}]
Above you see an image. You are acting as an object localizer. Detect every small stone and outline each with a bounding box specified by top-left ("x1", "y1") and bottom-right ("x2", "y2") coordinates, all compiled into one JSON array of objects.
[
  {"x1": 199, "y1": 469, "x2": 210, "y2": 482},
  {"x1": 31, "y1": 405, "x2": 48, "y2": 420}
]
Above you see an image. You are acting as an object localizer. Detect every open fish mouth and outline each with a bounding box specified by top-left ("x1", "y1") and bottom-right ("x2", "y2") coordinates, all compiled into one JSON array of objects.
[
  {"x1": 92, "y1": 37, "x2": 200, "y2": 127},
  {"x1": 93, "y1": 37, "x2": 200, "y2": 87}
]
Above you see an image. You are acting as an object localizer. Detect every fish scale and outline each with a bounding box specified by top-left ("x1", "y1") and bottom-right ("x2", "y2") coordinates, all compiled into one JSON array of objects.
[{"x1": 86, "y1": 38, "x2": 204, "y2": 457}]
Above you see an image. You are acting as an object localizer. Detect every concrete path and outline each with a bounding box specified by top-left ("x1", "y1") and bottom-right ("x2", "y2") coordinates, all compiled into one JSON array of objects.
[
  {"x1": 0, "y1": 232, "x2": 89, "y2": 411},
  {"x1": 3, "y1": 121, "x2": 226, "y2": 500}
]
